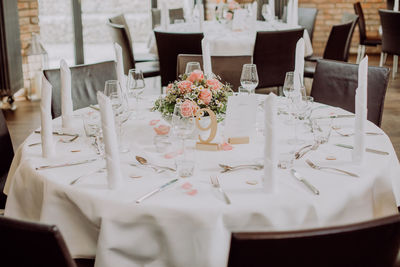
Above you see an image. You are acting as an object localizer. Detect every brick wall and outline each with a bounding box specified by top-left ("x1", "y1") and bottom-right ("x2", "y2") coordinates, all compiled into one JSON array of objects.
[
  {"x1": 299, "y1": 0, "x2": 385, "y2": 56},
  {"x1": 18, "y1": 0, "x2": 40, "y2": 90}
]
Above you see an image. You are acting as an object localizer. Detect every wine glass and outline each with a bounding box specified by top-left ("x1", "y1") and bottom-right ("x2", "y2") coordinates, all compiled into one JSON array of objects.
[
  {"x1": 240, "y1": 64, "x2": 258, "y2": 94},
  {"x1": 127, "y1": 69, "x2": 145, "y2": 120},
  {"x1": 104, "y1": 80, "x2": 130, "y2": 152},
  {"x1": 172, "y1": 102, "x2": 196, "y2": 177},
  {"x1": 185, "y1": 62, "x2": 201, "y2": 74}
]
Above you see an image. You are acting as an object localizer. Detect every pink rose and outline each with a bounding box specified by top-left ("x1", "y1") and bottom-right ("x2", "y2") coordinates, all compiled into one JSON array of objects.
[
  {"x1": 177, "y1": 80, "x2": 193, "y2": 94},
  {"x1": 180, "y1": 100, "x2": 195, "y2": 117},
  {"x1": 225, "y1": 12, "x2": 233, "y2": 20},
  {"x1": 186, "y1": 70, "x2": 204, "y2": 83},
  {"x1": 198, "y1": 89, "x2": 212, "y2": 105},
  {"x1": 149, "y1": 119, "x2": 160, "y2": 126},
  {"x1": 166, "y1": 83, "x2": 173, "y2": 93},
  {"x1": 206, "y1": 79, "x2": 222, "y2": 90},
  {"x1": 154, "y1": 124, "x2": 170, "y2": 135}
]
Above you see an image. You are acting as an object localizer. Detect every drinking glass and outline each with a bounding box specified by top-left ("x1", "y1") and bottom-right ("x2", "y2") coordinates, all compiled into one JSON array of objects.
[
  {"x1": 185, "y1": 62, "x2": 201, "y2": 74},
  {"x1": 172, "y1": 102, "x2": 196, "y2": 177},
  {"x1": 127, "y1": 69, "x2": 145, "y2": 119},
  {"x1": 240, "y1": 64, "x2": 258, "y2": 93},
  {"x1": 104, "y1": 80, "x2": 130, "y2": 152},
  {"x1": 311, "y1": 118, "x2": 333, "y2": 145}
]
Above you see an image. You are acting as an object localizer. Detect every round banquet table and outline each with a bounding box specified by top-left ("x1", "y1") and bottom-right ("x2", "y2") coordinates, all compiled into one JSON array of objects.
[
  {"x1": 4, "y1": 95, "x2": 400, "y2": 267},
  {"x1": 148, "y1": 20, "x2": 314, "y2": 57}
]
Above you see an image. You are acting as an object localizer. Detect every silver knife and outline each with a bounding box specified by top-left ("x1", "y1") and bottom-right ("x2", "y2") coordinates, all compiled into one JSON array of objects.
[
  {"x1": 315, "y1": 114, "x2": 355, "y2": 119},
  {"x1": 36, "y1": 158, "x2": 99, "y2": 170},
  {"x1": 290, "y1": 169, "x2": 320, "y2": 195},
  {"x1": 334, "y1": 144, "x2": 389, "y2": 155},
  {"x1": 34, "y1": 130, "x2": 77, "y2": 137},
  {"x1": 89, "y1": 104, "x2": 100, "y2": 111},
  {"x1": 136, "y1": 179, "x2": 179, "y2": 203}
]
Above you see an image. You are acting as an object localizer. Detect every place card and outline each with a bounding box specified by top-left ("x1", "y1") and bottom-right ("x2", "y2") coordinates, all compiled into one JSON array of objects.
[{"x1": 224, "y1": 95, "x2": 257, "y2": 144}]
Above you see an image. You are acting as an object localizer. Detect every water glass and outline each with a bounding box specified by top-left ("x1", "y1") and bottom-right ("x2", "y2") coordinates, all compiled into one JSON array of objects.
[
  {"x1": 311, "y1": 118, "x2": 333, "y2": 144},
  {"x1": 240, "y1": 64, "x2": 259, "y2": 92},
  {"x1": 185, "y1": 62, "x2": 201, "y2": 74},
  {"x1": 238, "y1": 86, "x2": 255, "y2": 94},
  {"x1": 127, "y1": 69, "x2": 145, "y2": 119},
  {"x1": 175, "y1": 144, "x2": 196, "y2": 178},
  {"x1": 153, "y1": 135, "x2": 171, "y2": 153},
  {"x1": 82, "y1": 112, "x2": 101, "y2": 137}
]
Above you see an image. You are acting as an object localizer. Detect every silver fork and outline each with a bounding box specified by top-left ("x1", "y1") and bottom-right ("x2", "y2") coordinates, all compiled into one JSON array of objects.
[
  {"x1": 305, "y1": 159, "x2": 359, "y2": 177},
  {"x1": 210, "y1": 176, "x2": 231, "y2": 204},
  {"x1": 60, "y1": 134, "x2": 79, "y2": 143},
  {"x1": 295, "y1": 143, "x2": 319, "y2": 159}
]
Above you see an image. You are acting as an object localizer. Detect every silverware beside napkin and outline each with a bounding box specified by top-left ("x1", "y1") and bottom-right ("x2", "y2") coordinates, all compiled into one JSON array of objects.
[{"x1": 335, "y1": 144, "x2": 389, "y2": 155}]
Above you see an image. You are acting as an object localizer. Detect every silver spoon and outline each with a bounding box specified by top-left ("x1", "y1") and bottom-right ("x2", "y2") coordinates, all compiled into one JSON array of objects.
[{"x1": 135, "y1": 156, "x2": 176, "y2": 172}]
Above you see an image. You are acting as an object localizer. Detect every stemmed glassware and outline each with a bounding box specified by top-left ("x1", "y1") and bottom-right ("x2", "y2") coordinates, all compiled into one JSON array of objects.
[
  {"x1": 240, "y1": 64, "x2": 258, "y2": 94},
  {"x1": 185, "y1": 62, "x2": 201, "y2": 74},
  {"x1": 171, "y1": 102, "x2": 196, "y2": 177},
  {"x1": 104, "y1": 80, "x2": 130, "y2": 153},
  {"x1": 127, "y1": 69, "x2": 145, "y2": 119}
]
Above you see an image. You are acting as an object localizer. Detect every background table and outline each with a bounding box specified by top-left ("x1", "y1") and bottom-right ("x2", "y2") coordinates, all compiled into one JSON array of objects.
[
  {"x1": 149, "y1": 20, "x2": 313, "y2": 57},
  {"x1": 4, "y1": 96, "x2": 400, "y2": 267}
]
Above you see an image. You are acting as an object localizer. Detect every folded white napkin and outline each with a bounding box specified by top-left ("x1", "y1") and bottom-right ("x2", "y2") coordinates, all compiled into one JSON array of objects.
[
  {"x1": 394, "y1": 0, "x2": 399, "y2": 11},
  {"x1": 41, "y1": 76, "x2": 55, "y2": 158},
  {"x1": 251, "y1": 2, "x2": 258, "y2": 29},
  {"x1": 286, "y1": 0, "x2": 298, "y2": 26},
  {"x1": 198, "y1": 4, "x2": 204, "y2": 32},
  {"x1": 161, "y1": 1, "x2": 169, "y2": 30},
  {"x1": 269, "y1": 0, "x2": 275, "y2": 20},
  {"x1": 263, "y1": 93, "x2": 278, "y2": 193},
  {"x1": 294, "y1": 38, "x2": 305, "y2": 86},
  {"x1": 97, "y1": 91, "x2": 124, "y2": 189},
  {"x1": 353, "y1": 56, "x2": 368, "y2": 164},
  {"x1": 114, "y1": 43, "x2": 126, "y2": 93},
  {"x1": 286, "y1": 0, "x2": 293, "y2": 25},
  {"x1": 201, "y1": 37, "x2": 212, "y2": 78},
  {"x1": 60, "y1": 59, "x2": 73, "y2": 129}
]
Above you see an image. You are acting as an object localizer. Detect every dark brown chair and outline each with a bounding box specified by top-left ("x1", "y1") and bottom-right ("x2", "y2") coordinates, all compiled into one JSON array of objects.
[
  {"x1": 354, "y1": 2, "x2": 382, "y2": 63},
  {"x1": 169, "y1": 8, "x2": 185, "y2": 23},
  {"x1": 151, "y1": 8, "x2": 161, "y2": 29},
  {"x1": 379, "y1": 9, "x2": 400, "y2": 79},
  {"x1": 176, "y1": 54, "x2": 252, "y2": 91},
  {"x1": 0, "y1": 215, "x2": 94, "y2": 266},
  {"x1": 155, "y1": 31, "x2": 203, "y2": 87},
  {"x1": 253, "y1": 28, "x2": 304, "y2": 91},
  {"x1": 44, "y1": 61, "x2": 117, "y2": 119},
  {"x1": 298, "y1": 7, "x2": 318, "y2": 42},
  {"x1": 311, "y1": 59, "x2": 390, "y2": 127},
  {"x1": 0, "y1": 110, "x2": 13, "y2": 209},
  {"x1": 108, "y1": 14, "x2": 157, "y2": 64},
  {"x1": 228, "y1": 214, "x2": 400, "y2": 267},
  {"x1": 304, "y1": 17, "x2": 358, "y2": 78}
]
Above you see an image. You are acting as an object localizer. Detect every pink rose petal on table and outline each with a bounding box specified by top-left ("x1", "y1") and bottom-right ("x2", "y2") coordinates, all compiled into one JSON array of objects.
[
  {"x1": 164, "y1": 149, "x2": 184, "y2": 159},
  {"x1": 182, "y1": 182, "x2": 192, "y2": 190},
  {"x1": 149, "y1": 119, "x2": 160, "y2": 126},
  {"x1": 186, "y1": 189, "x2": 198, "y2": 196},
  {"x1": 219, "y1": 142, "x2": 233, "y2": 151},
  {"x1": 154, "y1": 124, "x2": 170, "y2": 135}
]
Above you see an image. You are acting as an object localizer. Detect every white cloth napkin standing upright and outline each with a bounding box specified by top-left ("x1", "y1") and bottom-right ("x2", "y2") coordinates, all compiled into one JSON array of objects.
[
  {"x1": 161, "y1": 1, "x2": 169, "y2": 30},
  {"x1": 353, "y1": 56, "x2": 368, "y2": 164},
  {"x1": 269, "y1": 0, "x2": 275, "y2": 20},
  {"x1": 394, "y1": 0, "x2": 399, "y2": 11},
  {"x1": 263, "y1": 93, "x2": 278, "y2": 193},
  {"x1": 202, "y1": 37, "x2": 212, "y2": 78},
  {"x1": 60, "y1": 59, "x2": 73, "y2": 129},
  {"x1": 251, "y1": 2, "x2": 258, "y2": 30},
  {"x1": 97, "y1": 92, "x2": 124, "y2": 190},
  {"x1": 114, "y1": 43, "x2": 127, "y2": 93},
  {"x1": 286, "y1": 0, "x2": 293, "y2": 25},
  {"x1": 41, "y1": 76, "x2": 55, "y2": 158},
  {"x1": 198, "y1": 3, "x2": 204, "y2": 32},
  {"x1": 286, "y1": 0, "x2": 298, "y2": 26},
  {"x1": 294, "y1": 38, "x2": 305, "y2": 86}
]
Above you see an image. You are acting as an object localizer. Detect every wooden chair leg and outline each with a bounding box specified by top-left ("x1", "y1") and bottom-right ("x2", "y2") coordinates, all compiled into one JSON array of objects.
[
  {"x1": 393, "y1": 55, "x2": 398, "y2": 79},
  {"x1": 380, "y1": 52, "x2": 385, "y2": 67}
]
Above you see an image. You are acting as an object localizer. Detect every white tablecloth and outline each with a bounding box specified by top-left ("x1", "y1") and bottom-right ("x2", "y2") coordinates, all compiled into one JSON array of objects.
[
  {"x1": 4, "y1": 96, "x2": 400, "y2": 267},
  {"x1": 149, "y1": 20, "x2": 313, "y2": 57}
]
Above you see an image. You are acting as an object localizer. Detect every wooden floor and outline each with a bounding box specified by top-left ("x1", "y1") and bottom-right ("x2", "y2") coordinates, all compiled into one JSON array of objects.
[{"x1": 3, "y1": 54, "x2": 400, "y2": 159}]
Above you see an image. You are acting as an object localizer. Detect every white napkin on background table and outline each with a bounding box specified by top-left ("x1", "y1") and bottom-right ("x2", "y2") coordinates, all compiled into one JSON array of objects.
[
  {"x1": 198, "y1": 3, "x2": 204, "y2": 32},
  {"x1": 294, "y1": 38, "x2": 305, "y2": 86},
  {"x1": 114, "y1": 43, "x2": 126, "y2": 93},
  {"x1": 395, "y1": 0, "x2": 399, "y2": 11},
  {"x1": 60, "y1": 59, "x2": 73, "y2": 129},
  {"x1": 97, "y1": 91, "x2": 124, "y2": 190},
  {"x1": 263, "y1": 93, "x2": 278, "y2": 193},
  {"x1": 353, "y1": 56, "x2": 368, "y2": 164},
  {"x1": 161, "y1": 1, "x2": 169, "y2": 30},
  {"x1": 251, "y1": 2, "x2": 258, "y2": 29},
  {"x1": 202, "y1": 37, "x2": 212, "y2": 77},
  {"x1": 286, "y1": 0, "x2": 298, "y2": 26},
  {"x1": 41, "y1": 76, "x2": 55, "y2": 158}
]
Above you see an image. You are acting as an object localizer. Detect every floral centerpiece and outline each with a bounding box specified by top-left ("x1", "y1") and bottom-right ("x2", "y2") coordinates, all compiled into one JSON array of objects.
[
  {"x1": 215, "y1": 0, "x2": 241, "y2": 22},
  {"x1": 152, "y1": 70, "x2": 233, "y2": 121}
]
